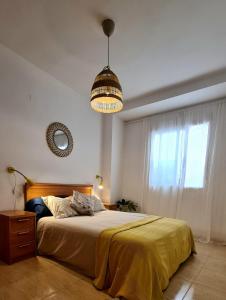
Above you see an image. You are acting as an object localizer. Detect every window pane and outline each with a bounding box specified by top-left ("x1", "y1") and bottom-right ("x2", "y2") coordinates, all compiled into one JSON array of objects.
[
  {"x1": 149, "y1": 122, "x2": 209, "y2": 189},
  {"x1": 184, "y1": 123, "x2": 209, "y2": 188},
  {"x1": 149, "y1": 129, "x2": 184, "y2": 188}
]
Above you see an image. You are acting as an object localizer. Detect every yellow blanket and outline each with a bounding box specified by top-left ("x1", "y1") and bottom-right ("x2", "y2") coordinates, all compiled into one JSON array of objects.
[{"x1": 94, "y1": 215, "x2": 195, "y2": 300}]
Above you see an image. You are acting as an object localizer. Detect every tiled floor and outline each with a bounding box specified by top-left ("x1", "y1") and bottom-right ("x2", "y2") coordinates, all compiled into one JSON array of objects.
[
  {"x1": 0, "y1": 242, "x2": 226, "y2": 300},
  {"x1": 164, "y1": 242, "x2": 226, "y2": 300}
]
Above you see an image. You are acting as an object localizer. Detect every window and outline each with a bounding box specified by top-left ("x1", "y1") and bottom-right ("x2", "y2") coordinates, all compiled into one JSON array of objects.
[
  {"x1": 149, "y1": 123, "x2": 209, "y2": 189},
  {"x1": 184, "y1": 123, "x2": 209, "y2": 188}
]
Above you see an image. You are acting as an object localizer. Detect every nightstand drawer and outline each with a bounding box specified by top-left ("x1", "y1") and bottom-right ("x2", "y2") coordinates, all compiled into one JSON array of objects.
[
  {"x1": 11, "y1": 241, "x2": 35, "y2": 260},
  {"x1": 10, "y1": 217, "x2": 35, "y2": 233},
  {"x1": 10, "y1": 229, "x2": 35, "y2": 245}
]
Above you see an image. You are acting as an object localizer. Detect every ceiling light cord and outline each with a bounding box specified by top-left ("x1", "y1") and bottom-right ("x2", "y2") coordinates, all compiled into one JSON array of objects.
[{"x1": 107, "y1": 36, "x2": 110, "y2": 67}]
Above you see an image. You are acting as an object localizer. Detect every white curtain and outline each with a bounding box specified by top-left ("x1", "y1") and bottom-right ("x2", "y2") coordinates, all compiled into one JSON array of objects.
[{"x1": 122, "y1": 99, "x2": 226, "y2": 243}]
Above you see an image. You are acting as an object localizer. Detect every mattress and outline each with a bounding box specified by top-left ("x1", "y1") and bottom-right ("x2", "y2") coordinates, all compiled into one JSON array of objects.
[{"x1": 37, "y1": 210, "x2": 146, "y2": 277}]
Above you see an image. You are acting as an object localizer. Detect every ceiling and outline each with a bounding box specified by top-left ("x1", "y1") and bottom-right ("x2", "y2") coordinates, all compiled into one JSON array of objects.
[{"x1": 0, "y1": 0, "x2": 226, "y2": 101}]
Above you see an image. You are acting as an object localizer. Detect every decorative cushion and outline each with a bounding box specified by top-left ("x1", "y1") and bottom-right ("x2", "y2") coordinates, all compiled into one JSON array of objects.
[
  {"x1": 25, "y1": 197, "x2": 52, "y2": 221},
  {"x1": 42, "y1": 195, "x2": 78, "y2": 219},
  {"x1": 70, "y1": 191, "x2": 94, "y2": 216},
  {"x1": 92, "y1": 195, "x2": 106, "y2": 212}
]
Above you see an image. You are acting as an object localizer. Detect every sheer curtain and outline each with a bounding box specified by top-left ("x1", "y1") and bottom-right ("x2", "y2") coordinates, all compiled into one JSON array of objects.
[{"x1": 140, "y1": 100, "x2": 226, "y2": 243}]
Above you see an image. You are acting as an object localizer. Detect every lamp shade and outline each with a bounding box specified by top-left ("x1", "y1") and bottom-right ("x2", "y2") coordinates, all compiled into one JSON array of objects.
[{"x1": 90, "y1": 66, "x2": 123, "y2": 113}]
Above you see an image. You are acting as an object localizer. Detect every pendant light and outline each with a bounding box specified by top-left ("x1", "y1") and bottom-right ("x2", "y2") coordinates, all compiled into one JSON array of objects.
[{"x1": 90, "y1": 19, "x2": 123, "y2": 113}]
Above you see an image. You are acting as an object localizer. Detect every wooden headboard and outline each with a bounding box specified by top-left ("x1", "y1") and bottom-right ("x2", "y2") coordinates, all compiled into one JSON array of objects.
[{"x1": 24, "y1": 183, "x2": 93, "y2": 202}]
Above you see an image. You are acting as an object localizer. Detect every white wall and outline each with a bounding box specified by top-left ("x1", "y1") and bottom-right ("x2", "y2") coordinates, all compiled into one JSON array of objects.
[
  {"x1": 121, "y1": 120, "x2": 146, "y2": 210},
  {"x1": 100, "y1": 115, "x2": 112, "y2": 203},
  {"x1": 111, "y1": 116, "x2": 124, "y2": 203},
  {"x1": 100, "y1": 115, "x2": 124, "y2": 204},
  {"x1": 111, "y1": 115, "x2": 124, "y2": 203},
  {"x1": 0, "y1": 43, "x2": 102, "y2": 210}
]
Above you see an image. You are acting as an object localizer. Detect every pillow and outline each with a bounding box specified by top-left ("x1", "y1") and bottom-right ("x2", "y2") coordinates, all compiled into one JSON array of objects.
[
  {"x1": 92, "y1": 195, "x2": 106, "y2": 212},
  {"x1": 25, "y1": 197, "x2": 52, "y2": 221},
  {"x1": 70, "y1": 191, "x2": 94, "y2": 216},
  {"x1": 42, "y1": 195, "x2": 78, "y2": 219}
]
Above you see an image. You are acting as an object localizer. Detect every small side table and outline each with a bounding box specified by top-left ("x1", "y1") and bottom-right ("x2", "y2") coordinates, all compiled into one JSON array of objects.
[
  {"x1": 0, "y1": 210, "x2": 36, "y2": 264},
  {"x1": 104, "y1": 203, "x2": 118, "y2": 210}
]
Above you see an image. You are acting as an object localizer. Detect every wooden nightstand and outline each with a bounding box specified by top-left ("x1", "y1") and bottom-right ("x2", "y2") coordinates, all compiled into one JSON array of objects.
[
  {"x1": 104, "y1": 203, "x2": 118, "y2": 210},
  {"x1": 0, "y1": 210, "x2": 36, "y2": 264}
]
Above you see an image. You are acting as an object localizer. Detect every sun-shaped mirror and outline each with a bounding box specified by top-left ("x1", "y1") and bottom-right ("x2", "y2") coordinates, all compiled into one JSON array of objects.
[{"x1": 46, "y1": 122, "x2": 73, "y2": 157}]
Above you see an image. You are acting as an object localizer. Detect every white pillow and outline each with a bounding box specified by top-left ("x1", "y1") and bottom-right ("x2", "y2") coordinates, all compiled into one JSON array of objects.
[
  {"x1": 91, "y1": 195, "x2": 106, "y2": 212},
  {"x1": 42, "y1": 195, "x2": 78, "y2": 219}
]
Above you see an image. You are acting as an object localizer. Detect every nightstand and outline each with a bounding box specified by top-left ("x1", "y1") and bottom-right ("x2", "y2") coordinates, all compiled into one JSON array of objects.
[
  {"x1": 104, "y1": 203, "x2": 118, "y2": 210},
  {"x1": 0, "y1": 210, "x2": 36, "y2": 264}
]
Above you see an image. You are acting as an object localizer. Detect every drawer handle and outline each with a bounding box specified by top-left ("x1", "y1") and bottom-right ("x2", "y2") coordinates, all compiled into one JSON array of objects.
[
  {"x1": 17, "y1": 218, "x2": 30, "y2": 222},
  {"x1": 18, "y1": 242, "x2": 32, "y2": 248},
  {"x1": 17, "y1": 231, "x2": 30, "y2": 236}
]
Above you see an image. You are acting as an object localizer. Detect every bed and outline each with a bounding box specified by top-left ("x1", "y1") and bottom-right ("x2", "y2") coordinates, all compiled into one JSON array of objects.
[{"x1": 25, "y1": 183, "x2": 195, "y2": 300}]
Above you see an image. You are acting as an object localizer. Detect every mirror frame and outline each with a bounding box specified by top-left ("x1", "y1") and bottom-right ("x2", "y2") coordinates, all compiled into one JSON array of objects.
[{"x1": 46, "y1": 122, "x2": 73, "y2": 157}]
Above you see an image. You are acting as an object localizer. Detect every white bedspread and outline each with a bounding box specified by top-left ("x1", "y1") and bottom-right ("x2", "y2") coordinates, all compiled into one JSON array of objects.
[{"x1": 37, "y1": 210, "x2": 146, "y2": 277}]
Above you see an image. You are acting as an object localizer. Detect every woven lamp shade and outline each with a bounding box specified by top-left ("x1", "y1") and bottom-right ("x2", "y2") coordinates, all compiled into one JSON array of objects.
[{"x1": 90, "y1": 67, "x2": 123, "y2": 113}]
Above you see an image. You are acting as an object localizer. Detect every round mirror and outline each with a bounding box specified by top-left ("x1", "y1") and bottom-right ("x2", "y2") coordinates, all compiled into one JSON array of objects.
[
  {"x1": 46, "y1": 122, "x2": 73, "y2": 157},
  {"x1": 54, "y1": 130, "x2": 69, "y2": 150}
]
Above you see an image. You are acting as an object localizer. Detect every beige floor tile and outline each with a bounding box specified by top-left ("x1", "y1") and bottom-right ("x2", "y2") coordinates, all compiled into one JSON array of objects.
[
  {"x1": 11, "y1": 272, "x2": 58, "y2": 299},
  {"x1": 42, "y1": 292, "x2": 74, "y2": 300},
  {"x1": 186, "y1": 252, "x2": 208, "y2": 266},
  {"x1": 194, "y1": 242, "x2": 210, "y2": 256},
  {"x1": 204, "y1": 255, "x2": 226, "y2": 274},
  {"x1": 64, "y1": 289, "x2": 113, "y2": 300},
  {"x1": 0, "y1": 258, "x2": 59, "y2": 299},
  {"x1": 43, "y1": 290, "x2": 112, "y2": 300},
  {"x1": 208, "y1": 244, "x2": 226, "y2": 260},
  {"x1": 0, "y1": 273, "x2": 10, "y2": 288},
  {"x1": 174, "y1": 256, "x2": 203, "y2": 281},
  {"x1": 42, "y1": 256, "x2": 93, "y2": 284},
  {"x1": 41, "y1": 265, "x2": 91, "y2": 291},
  {"x1": 195, "y1": 267, "x2": 226, "y2": 293},
  {"x1": 36, "y1": 258, "x2": 112, "y2": 299},
  {"x1": 55, "y1": 277, "x2": 110, "y2": 299},
  {"x1": 0, "y1": 284, "x2": 34, "y2": 300},
  {"x1": 183, "y1": 283, "x2": 226, "y2": 300},
  {"x1": 0, "y1": 257, "x2": 48, "y2": 284},
  {"x1": 163, "y1": 277, "x2": 191, "y2": 300}
]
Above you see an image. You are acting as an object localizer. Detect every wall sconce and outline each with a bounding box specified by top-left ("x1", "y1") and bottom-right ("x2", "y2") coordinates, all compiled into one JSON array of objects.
[
  {"x1": 96, "y1": 175, "x2": 103, "y2": 189},
  {"x1": 7, "y1": 166, "x2": 33, "y2": 185}
]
